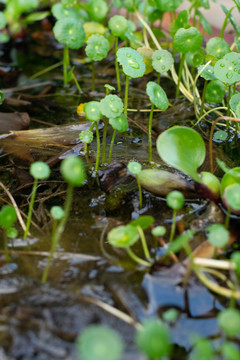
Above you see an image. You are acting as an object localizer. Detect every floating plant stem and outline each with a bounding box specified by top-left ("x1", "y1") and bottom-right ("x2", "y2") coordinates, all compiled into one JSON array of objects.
[
  {"x1": 169, "y1": 209, "x2": 177, "y2": 243},
  {"x1": 115, "y1": 37, "x2": 121, "y2": 91},
  {"x1": 63, "y1": 45, "x2": 70, "y2": 86},
  {"x1": 24, "y1": 177, "x2": 38, "y2": 239},
  {"x1": 124, "y1": 75, "x2": 129, "y2": 117}
]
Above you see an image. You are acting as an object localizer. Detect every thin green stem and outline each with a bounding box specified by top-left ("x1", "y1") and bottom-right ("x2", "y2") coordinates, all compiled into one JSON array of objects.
[
  {"x1": 108, "y1": 129, "x2": 117, "y2": 164},
  {"x1": 41, "y1": 184, "x2": 74, "y2": 283},
  {"x1": 200, "y1": 80, "x2": 208, "y2": 117},
  {"x1": 3, "y1": 230, "x2": 9, "y2": 263},
  {"x1": 169, "y1": 209, "x2": 177, "y2": 243},
  {"x1": 92, "y1": 61, "x2": 95, "y2": 92},
  {"x1": 148, "y1": 103, "x2": 154, "y2": 163},
  {"x1": 126, "y1": 247, "x2": 151, "y2": 267},
  {"x1": 219, "y1": 6, "x2": 236, "y2": 38},
  {"x1": 124, "y1": 75, "x2": 130, "y2": 117},
  {"x1": 227, "y1": 85, "x2": 231, "y2": 117},
  {"x1": 115, "y1": 37, "x2": 121, "y2": 91},
  {"x1": 71, "y1": 71, "x2": 82, "y2": 93},
  {"x1": 24, "y1": 178, "x2": 38, "y2": 239},
  {"x1": 95, "y1": 122, "x2": 100, "y2": 173},
  {"x1": 225, "y1": 207, "x2": 231, "y2": 229},
  {"x1": 136, "y1": 175, "x2": 142, "y2": 209},
  {"x1": 63, "y1": 45, "x2": 69, "y2": 86},
  {"x1": 101, "y1": 118, "x2": 108, "y2": 164},
  {"x1": 176, "y1": 53, "x2": 185, "y2": 98},
  {"x1": 137, "y1": 225, "x2": 151, "y2": 262}
]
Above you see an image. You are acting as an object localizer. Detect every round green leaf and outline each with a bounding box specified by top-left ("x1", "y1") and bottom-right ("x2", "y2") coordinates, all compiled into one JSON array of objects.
[
  {"x1": 218, "y1": 308, "x2": 240, "y2": 337},
  {"x1": 157, "y1": 126, "x2": 206, "y2": 182},
  {"x1": 236, "y1": 103, "x2": 240, "y2": 118},
  {"x1": 173, "y1": 27, "x2": 203, "y2": 54},
  {"x1": 60, "y1": 156, "x2": 86, "y2": 187},
  {"x1": 205, "y1": 80, "x2": 225, "y2": 104},
  {"x1": 79, "y1": 130, "x2": 93, "y2": 144},
  {"x1": 100, "y1": 95, "x2": 123, "y2": 118},
  {"x1": 152, "y1": 49, "x2": 174, "y2": 73},
  {"x1": 166, "y1": 190, "x2": 184, "y2": 210},
  {"x1": 130, "y1": 216, "x2": 154, "y2": 230},
  {"x1": 230, "y1": 93, "x2": 240, "y2": 113},
  {"x1": 136, "y1": 318, "x2": 171, "y2": 359},
  {"x1": 30, "y1": 161, "x2": 50, "y2": 180},
  {"x1": 190, "y1": 338, "x2": 214, "y2": 360},
  {"x1": 108, "y1": 224, "x2": 139, "y2": 248},
  {"x1": 206, "y1": 37, "x2": 230, "y2": 60},
  {"x1": 109, "y1": 114, "x2": 128, "y2": 132},
  {"x1": 151, "y1": 226, "x2": 166, "y2": 237},
  {"x1": 221, "y1": 167, "x2": 240, "y2": 194},
  {"x1": 76, "y1": 325, "x2": 123, "y2": 360},
  {"x1": 0, "y1": 205, "x2": 17, "y2": 229},
  {"x1": 117, "y1": 47, "x2": 146, "y2": 78},
  {"x1": 108, "y1": 15, "x2": 128, "y2": 37},
  {"x1": 155, "y1": 0, "x2": 183, "y2": 12},
  {"x1": 206, "y1": 224, "x2": 229, "y2": 248},
  {"x1": 223, "y1": 183, "x2": 240, "y2": 213},
  {"x1": 214, "y1": 130, "x2": 227, "y2": 141},
  {"x1": 127, "y1": 161, "x2": 142, "y2": 175},
  {"x1": 53, "y1": 17, "x2": 85, "y2": 49},
  {"x1": 62, "y1": 0, "x2": 77, "y2": 7},
  {"x1": 146, "y1": 82, "x2": 169, "y2": 110},
  {"x1": 89, "y1": 0, "x2": 108, "y2": 22},
  {"x1": 84, "y1": 101, "x2": 102, "y2": 122},
  {"x1": 6, "y1": 227, "x2": 18, "y2": 239},
  {"x1": 85, "y1": 34, "x2": 109, "y2": 61},
  {"x1": 221, "y1": 341, "x2": 240, "y2": 360},
  {"x1": 50, "y1": 206, "x2": 64, "y2": 220},
  {"x1": 51, "y1": 3, "x2": 78, "y2": 20},
  {"x1": 198, "y1": 64, "x2": 216, "y2": 81},
  {"x1": 214, "y1": 52, "x2": 240, "y2": 85}
]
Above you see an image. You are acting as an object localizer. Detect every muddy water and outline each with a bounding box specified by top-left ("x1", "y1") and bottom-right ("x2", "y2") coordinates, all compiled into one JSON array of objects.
[{"x1": 0, "y1": 39, "x2": 239, "y2": 359}]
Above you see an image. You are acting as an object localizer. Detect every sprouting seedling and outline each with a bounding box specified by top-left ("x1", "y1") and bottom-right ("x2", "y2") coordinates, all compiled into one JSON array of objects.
[
  {"x1": 222, "y1": 183, "x2": 240, "y2": 228},
  {"x1": 108, "y1": 15, "x2": 128, "y2": 91},
  {"x1": 206, "y1": 37, "x2": 230, "y2": 60},
  {"x1": 107, "y1": 224, "x2": 151, "y2": 266},
  {"x1": 76, "y1": 324, "x2": 124, "y2": 360},
  {"x1": 108, "y1": 113, "x2": 128, "y2": 163},
  {"x1": 42, "y1": 156, "x2": 86, "y2": 282},
  {"x1": 79, "y1": 130, "x2": 93, "y2": 170},
  {"x1": 146, "y1": 81, "x2": 169, "y2": 163},
  {"x1": 206, "y1": 224, "x2": 229, "y2": 258},
  {"x1": 173, "y1": 27, "x2": 203, "y2": 97},
  {"x1": 166, "y1": 190, "x2": 184, "y2": 243},
  {"x1": 53, "y1": 17, "x2": 85, "y2": 86},
  {"x1": 152, "y1": 225, "x2": 166, "y2": 250},
  {"x1": 136, "y1": 318, "x2": 172, "y2": 360},
  {"x1": 117, "y1": 47, "x2": 146, "y2": 116},
  {"x1": 0, "y1": 205, "x2": 17, "y2": 262},
  {"x1": 85, "y1": 34, "x2": 110, "y2": 91},
  {"x1": 104, "y1": 84, "x2": 115, "y2": 95},
  {"x1": 100, "y1": 94, "x2": 123, "y2": 164},
  {"x1": 42, "y1": 205, "x2": 65, "y2": 283},
  {"x1": 24, "y1": 161, "x2": 50, "y2": 239},
  {"x1": 127, "y1": 161, "x2": 143, "y2": 209},
  {"x1": 152, "y1": 49, "x2": 174, "y2": 79},
  {"x1": 84, "y1": 101, "x2": 102, "y2": 173},
  {"x1": 88, "y1": 0, "x2": 108, "y2": 22}
]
